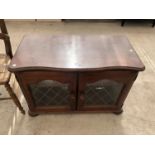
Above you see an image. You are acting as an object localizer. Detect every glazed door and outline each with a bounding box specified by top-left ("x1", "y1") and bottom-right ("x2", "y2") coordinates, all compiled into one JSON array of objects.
[
  {"x1": 78, "y1": 71, "x2": 137, "y2": 111},
  {"x1": 18, "y1": 71, "x2": 77, "y2": 113}
]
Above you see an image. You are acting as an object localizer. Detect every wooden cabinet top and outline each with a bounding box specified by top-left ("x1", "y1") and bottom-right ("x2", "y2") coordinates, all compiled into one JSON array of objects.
[{"x1": 9, "y1": 35, "x2": 145, "y2": 72}]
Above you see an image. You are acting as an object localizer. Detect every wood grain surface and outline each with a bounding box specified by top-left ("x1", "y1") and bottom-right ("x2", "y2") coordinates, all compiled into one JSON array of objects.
[{"x1": 8, "y1": 35, "x2": 145, "y2": 72}]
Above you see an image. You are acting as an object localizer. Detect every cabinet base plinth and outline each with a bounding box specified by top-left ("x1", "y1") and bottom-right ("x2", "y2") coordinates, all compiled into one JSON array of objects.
[
  {"x1": 113, "y1": 109, "x2": 123, "y2": 115},
  {"x1": 28, "y1": 110, "x2": 39, "y2": 117},
  {"x1": 27, "y1": 109, "x2": 124, "y2": 116}
]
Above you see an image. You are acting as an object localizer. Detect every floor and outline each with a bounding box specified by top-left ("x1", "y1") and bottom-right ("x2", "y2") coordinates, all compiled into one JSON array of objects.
[{"x1": 0, "y1": 21, "x2": 155, "y2": 134}]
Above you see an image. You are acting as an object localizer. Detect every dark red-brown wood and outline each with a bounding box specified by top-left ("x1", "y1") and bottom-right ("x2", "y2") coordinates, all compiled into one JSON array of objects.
[
  {"x1": 16, "y1": 71, "x2": 77, "y2": 114},
  {"x1": 78, "y1": 70, "x2": 137, "y2": 111},
  {"x1": 9, "y1": 35, "x2": 145, "y2": 72},
  {"x1": 8, "y1": 35, "x2": 145, "y2": 116}
]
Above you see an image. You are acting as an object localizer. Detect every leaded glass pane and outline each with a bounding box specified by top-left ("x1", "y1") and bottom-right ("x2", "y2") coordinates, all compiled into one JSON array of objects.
[
  {"x1": 84, "y1": 80, "x2": 123, "y2": 106},
  {"x1": 29, "y1": 80, "x2": 70, "y2": 106}
]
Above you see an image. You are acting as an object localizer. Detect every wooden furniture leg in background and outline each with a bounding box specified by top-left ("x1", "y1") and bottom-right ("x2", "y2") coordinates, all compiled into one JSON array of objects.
[
  {"x1": 5, "y1": 82, "x2": 25, "y2": 114},
  {"x1": 121, "y1": 19, "x2": 126, "y2": 26},
  {"x1": 152, "y1": 20, "x2": 155, "y2": 27},
  {"x1": 0, "y1": 19, "x2": 25, "y2": 115}
]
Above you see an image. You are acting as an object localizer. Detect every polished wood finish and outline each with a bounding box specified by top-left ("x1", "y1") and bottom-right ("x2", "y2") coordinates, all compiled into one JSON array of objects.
[
  {"x1": 78, "y1": 70, "x2": 137, "y2": 111},
  {"x1": 16, "y1": 71, "x2": 77, "y2": 114},
  {"x1": 0, "y1": 19, "x2": 25, "y2": 114},
  {"x1": 8, "y1": 35, "x2": 145, "y2": 115},
  {"x1": 13, "y1": 70, "x2": 140, "y2": 115},
  {"x1": 9, "y1": 35, "x2": 145, "y2": 72}
]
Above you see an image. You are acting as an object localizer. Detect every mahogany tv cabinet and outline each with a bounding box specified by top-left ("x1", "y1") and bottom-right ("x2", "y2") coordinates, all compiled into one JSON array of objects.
[{"x1": 8, "y1": 35, "x2": 145, "y2": 116}]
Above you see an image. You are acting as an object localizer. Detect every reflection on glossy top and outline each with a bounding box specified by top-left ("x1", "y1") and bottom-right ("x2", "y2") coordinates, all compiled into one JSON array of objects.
[{"x1": 9, "y1": 35, "x2": 145, "y2": 72}]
